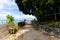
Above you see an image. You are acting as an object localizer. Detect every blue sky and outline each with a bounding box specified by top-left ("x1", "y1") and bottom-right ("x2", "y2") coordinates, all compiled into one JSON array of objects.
[{"x1": 0, "y1": 0, "x2": 36, "y2": 21}]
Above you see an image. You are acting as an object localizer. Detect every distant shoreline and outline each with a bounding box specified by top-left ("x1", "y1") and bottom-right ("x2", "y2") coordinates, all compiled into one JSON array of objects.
[
  {"x1": 0, "y1": 19, "x2": 32, "y2": 24},
  {"x1": 0, "y1": 20, "x2": 23, "y2": 24}
]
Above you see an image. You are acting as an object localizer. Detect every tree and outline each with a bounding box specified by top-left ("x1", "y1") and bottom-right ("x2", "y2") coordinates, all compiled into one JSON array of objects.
[
  {"x1": 31, "y1": 19, "x2": 38, "y2": 23},
  {"x1": 6, "y1": 15, "x2": 14, "y2": 24},
  {"x1": 15, "y1": 0, "x2": 60, "y2": 23}
]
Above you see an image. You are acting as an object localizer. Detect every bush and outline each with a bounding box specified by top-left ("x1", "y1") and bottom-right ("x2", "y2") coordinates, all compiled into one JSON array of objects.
[
  {"x1": 8, "y1": 22, "x2": 19, "y2": 34},
  {"x1": 6, "y1": 15, "x2": 19, "y2": 34},
  {"x1": 6, "y1": 15, "x2": 14, "y2": 24},
  {"x1": 18, "y1": 22, "x2": 25, "y2": 27},
  {"x1": 47, "y1": 23, "x2": 55, "y2": 27},
  {"x1": 8, "y1": 27, "x2": 17, "y2": 34},
  {"x1": 54, "y1": 22, "x2": 60, "y2": 28},
  {"x1": 43, "y1": 21, "x2": 60, "y2": 28},
  {"x1": 14, "y1": 22, "x2": 19, "y2": 30},
  {"x1": 31, "y1": 19, "x2": 38, "y2": 23}
]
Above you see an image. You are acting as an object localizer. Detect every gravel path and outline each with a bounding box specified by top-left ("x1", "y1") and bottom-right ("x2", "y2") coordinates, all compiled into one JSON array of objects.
[
  {"x1": 17, "y1": 30, "x2": 60, "y2": 40},
  {"x1": 0, "y1": 23, "x2": 60, "y2": 40},
  {"x1": 16, "y1": 25, "x2": 60, "y2": 40}
]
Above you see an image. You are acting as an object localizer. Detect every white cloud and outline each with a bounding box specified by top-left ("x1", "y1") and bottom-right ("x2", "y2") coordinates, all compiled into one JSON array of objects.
[
  {"x1": 13, "y1": 15, "x2": 36, "y2": 20},
  {"x1": 0, "y1": 0, "x2": 17, "y2": 9},
  {"x1": 0, "y1": 0, "x2": 8, "y2": 3},
  {"x1": 0, "y1": 5, "x2": 4, "y2": 9},
  {"x1": 0, "y1": 0, "x2": 36, "y2": 22}
]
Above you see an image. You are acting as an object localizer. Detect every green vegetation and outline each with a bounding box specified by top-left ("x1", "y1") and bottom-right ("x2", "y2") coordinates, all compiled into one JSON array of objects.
[
  {"x1": 41, "y1": 21, "x2": 60, "y2": 28},
  {"x1": 8, "y1": 22, "x2": 19, "y2": 34},
  {"x1": 31, "y1": 19, "x2": 38, "y2": 23},
  {"x1": 15, "y1": 0, "x2": 58, "y2": 22},
  {"x1": 6, "y1": 15, "x2": 19, "y2": 34},
  {"x1": 6, "y1": 15, "x2": 14, "y2": 24},
  {"x1": 15, "y1": 0, "x2": 60, "y2": 28},
  {"x1": 18, "y1": 22, "x2": 25, "y2": 27},
  {"x1": 6, "y1": 14, "x2": 19, "y2": 29},
  {"x1": 14, "y1": 22, "x2": 19, "y2": 30}
]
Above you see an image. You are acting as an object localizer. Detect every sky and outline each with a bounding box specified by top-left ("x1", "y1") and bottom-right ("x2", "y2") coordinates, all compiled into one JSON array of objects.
[{"x1": 0, "y1": 0, "x2": 36, "y2": 22}]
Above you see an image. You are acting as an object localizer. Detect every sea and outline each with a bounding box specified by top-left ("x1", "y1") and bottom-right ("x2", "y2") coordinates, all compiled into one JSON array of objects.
[{"x1": 0, "y1": 20, "x2": 24, "y2": 24}]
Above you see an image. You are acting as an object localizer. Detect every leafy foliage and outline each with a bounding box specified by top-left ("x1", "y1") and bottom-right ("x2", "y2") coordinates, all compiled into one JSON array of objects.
[
  {"x1": 14, "y1": 22, "x2": 19, "y2": 30},
  {"x1": 31, "y1": 19, "x2": 38, "y2": 23},
  {"x1": 6, "y1": 15, "x2": 19, "y2": 34},
  {"x1": 15, "y1": 0, "x2": 60, "y2": 28},
  {"x1": 15, "y1": 0, "x2": 60, "y2": 22},
  {"x1": 15, "y1": 0, "x2": 56, "y2": 21},
  {"x1": 6, "y1": 15, "x2": 14, "y2": 24},
  {"x1": 43, "y1": 21, "x2": 60, "y2": 28}
]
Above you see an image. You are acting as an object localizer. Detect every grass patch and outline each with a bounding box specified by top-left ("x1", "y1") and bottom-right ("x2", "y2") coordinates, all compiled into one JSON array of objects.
[{"x1": 41, "y1": 21, "x2": 60, "y2": 28}]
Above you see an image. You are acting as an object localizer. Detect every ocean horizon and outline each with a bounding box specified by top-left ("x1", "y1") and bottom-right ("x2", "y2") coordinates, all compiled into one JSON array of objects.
[
  {"x1": 0, "y1": 20, "x2": 24, "y2": 24},
  {"x1": 0, "y1": 19, "x2": 32, "y2": 24}
]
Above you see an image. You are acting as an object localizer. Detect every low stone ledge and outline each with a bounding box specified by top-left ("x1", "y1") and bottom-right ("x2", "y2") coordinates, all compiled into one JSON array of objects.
[{"x1": 33, "y1": 23, "x2": 60, "y2": 38}]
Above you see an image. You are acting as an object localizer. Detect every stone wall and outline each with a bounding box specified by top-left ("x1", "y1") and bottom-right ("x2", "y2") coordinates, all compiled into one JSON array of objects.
[
  {"x1": 33, "y1": 23, "x2": 60, "y2": 37},
  {"x1": 0, "y1": 24, "x2": 15, "y2": 39}
]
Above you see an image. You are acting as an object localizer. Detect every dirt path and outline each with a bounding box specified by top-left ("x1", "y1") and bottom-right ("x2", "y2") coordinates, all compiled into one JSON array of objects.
[
  {"x1": 16, "y1": 25, "x2": 60, "y2": 40},
  {"x1": 18, "y1": 30, "x2": 60, "y2": 40},
  {"x1": 1, "y1": 24, "x2": 60, "y2": 40}
]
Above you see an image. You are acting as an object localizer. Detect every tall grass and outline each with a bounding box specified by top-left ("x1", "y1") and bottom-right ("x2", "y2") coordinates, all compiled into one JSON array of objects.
[{"x1": 42, "y1": 21, "x2": 60, "y2": 28}]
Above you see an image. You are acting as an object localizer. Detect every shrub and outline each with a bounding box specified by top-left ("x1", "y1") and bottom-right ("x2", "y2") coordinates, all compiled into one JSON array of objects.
[
  {"x1": 43, "y1": 21, "x2": 60, "y2": 28},
  {"x1": 8, "y1": 22, "x2": 19, "y2": 34},
  {"x1": 6, "y1": 15, "x2": 14, "y2": 24},
  {"x1": 31, "y1": 19, "x2": 38, "y2": 23},
  {"x1": 8, "y1": 27, "x2": 17, "y2": 34},
  {"x1": 54, "y1": 22, "x2": 60, "y2": 28},
  {"x1": 14, "y1": 22, "x2": 19, "y2": 30},
  {"x1": 18, "y1": 22, "x2": 25, "y2": 27},
  {"x1": 47, "y1": 23, "x2": 55, "y2": 27}
]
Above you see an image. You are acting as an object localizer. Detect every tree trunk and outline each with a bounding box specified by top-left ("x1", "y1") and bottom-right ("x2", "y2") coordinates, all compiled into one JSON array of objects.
[
  {"x1": 55, "y1": 13, "x2": 57, "y2": 21},
  {"x1": 54, "y1": 8, "x2": 57, "y2": 21},
  {"x1": 46, "y1": 11, "x2": 47, "y2": 22}
]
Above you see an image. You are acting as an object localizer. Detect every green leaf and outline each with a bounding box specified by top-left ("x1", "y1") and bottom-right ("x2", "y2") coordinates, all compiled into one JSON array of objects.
[
  {"x1": 48, "y1": 0, "x2": 54, "y2": 4},
  {"x1": 22, "y1": 0, "x2": 27, "y2": 3}
]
